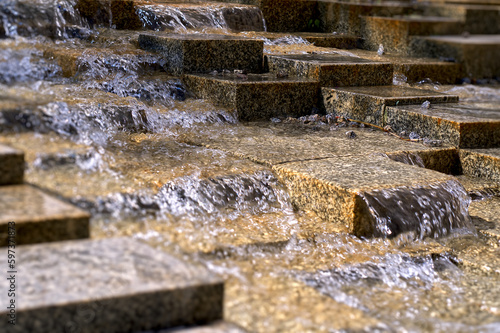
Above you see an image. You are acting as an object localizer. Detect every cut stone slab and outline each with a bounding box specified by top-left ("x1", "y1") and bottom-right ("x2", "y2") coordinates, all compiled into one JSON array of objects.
[
  {"x1": 460, "y1": 148, "x2": 500, "y2": 181},
  {"x1": 0, "y1": 144, "x2": 24, "y2": 185},
  {"x1": 322, "y1": 85, "x2": 459, "y2": 126},
  {"x1": 456, "y1": 175, "x2": 500, "y2": 200},
  {"x1": 470, "y1": 197, "x2": 500, "y2": 241},
  {"x1": 0, "y1": 237, "x2": 224, "y2": 332},
  {"x1": 361, "y1": 15, "x2": 464, "y2": 54},
  {"x1": 75, "y1": 0, "x2": 142, "y2": 30},
  {"x1": 267, "y1": 53, "x2": 393, "y2": 87},
  {"x1": 139, "y1": 33, "x2": 263, "y2": 74},
  {"x1": 386, "y1": 101, "x2": 500, "y2": 148},
  {"x1": 273, "y1": 154, "x2": 473, "y2": 238},
  {"x1": 0, "y1": 185, "x2": 90, "y2": 246},
  {"x1": 410, "y1": 34, "x2": 500, "y2": 78},
  {"x1": 182, "y1": 73, "x2": 319, "y2": 121}
]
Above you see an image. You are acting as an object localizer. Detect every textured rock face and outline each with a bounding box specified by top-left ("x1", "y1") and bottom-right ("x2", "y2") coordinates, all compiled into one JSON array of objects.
[
  {"x1": 139, "y1": 33, "x2": 264, "y2": 74},
  {"x1": 0, "y1": 238, "x2": 224, "y2": 333},
  {"x1": 0, "y1": 144, "x2": 24, "y2": 185},
  {"x1": 460, "y1": 148, "x2": 500, "y2": 181},
  {"x1": 183, "y1": 73, "x2": 319, "y2": 121}
]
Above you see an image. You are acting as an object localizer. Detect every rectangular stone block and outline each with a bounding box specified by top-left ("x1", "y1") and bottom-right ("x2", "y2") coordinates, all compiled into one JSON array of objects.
[
  {"x1": 267, "y1": 53, "x2": 393, "y2": 87},
  {"x1": 183, "y1": 73, "x2": 319, "y2": 121},
  {"x1": 273, "y1": 154, "x2": 473, "y2": 238},
  {"x1": 410, "y1": 35, "x2": 500, "y2": 79},
  {"x1": 139, "y1": 33, "x2": 263, "y2": 74},
  {"x1": 0, "y1": 237, "x2": 224, "y2": 333},
  {"x1": 0, "y1": 144, "x2": 24, "y2": 185},
  {"x1": 386, "y1": 102, "x2": 500, "y2": 148},
  {"x1": 470, "y1": 197, "x2": 500, "y2": 241},
  {"x1": 0, "y1": 185, "x2": 90, "y2": 246},
  {"x1": 460, "y1": 148, "x2": 500, "y2": 181},
  {"x1": 321, "y1": 85, "x2": 459, "y2": 125}
]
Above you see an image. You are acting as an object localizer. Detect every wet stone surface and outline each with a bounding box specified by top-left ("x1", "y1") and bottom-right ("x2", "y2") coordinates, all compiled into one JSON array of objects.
[
  {"x1": 0, "y1": 237, "x2": 224, "y2": 333},
  {"x1": 0, "y1": 144, "x2": 24, "y2": 185},
  {"x1": 470, "y1": 197, "x2": 500, "y2": 241},
  {"x1": 460, "y1": 148, "x2": 500, "y2": 181}
]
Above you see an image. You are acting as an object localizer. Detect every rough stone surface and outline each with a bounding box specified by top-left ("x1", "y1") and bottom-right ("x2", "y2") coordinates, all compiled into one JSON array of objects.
[
  {"x1": 410, "y1": 35, "x2": 500, "y2": 78},
  {"x1": 139, "y1": 33, "x2": 263, "y2": 74},
  {"x1": 273, "y1": 154, "x2": 472, "y2": 238},
  {"x1": 267, "y1": 53, "x2": 393, "y2": 87},
  {"x1": 0, "y1": 237, "x2": 224, "y2": 333},
  {"x1": 362, "y1": 15, "x2": 463, "y2": 54},
  {"x1": 183, "y1": 73, "x2": 319, "y2": 121},
  {"x1": 322, "y1": 85, "x2": 459, "y2": 125},
  {"x1": 75, "y1": 0, "x2": 142, "y2": 29},
  {"x1": 386, "y1": 102, "x2": 500, "y2": 148},
  {"x1": 0, "y1": 185, "x2": 90, "y2": 246},
  {"x1": 0, "y1": 144, "x2": 24, "y2": 185},
  {"x1": 460, "y1": 148, "x2": 500, "y2": 181},
  {"x1": 470, "y1": 197, "x2": 500, "y2": 241}
]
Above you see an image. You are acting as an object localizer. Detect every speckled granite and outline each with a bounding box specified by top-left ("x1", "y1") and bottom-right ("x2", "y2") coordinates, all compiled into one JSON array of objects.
[
  {"x1": 460, "y1": 148, "x2": 500, "y2": 181},
  {"x1": 139, "y1": 33, "x2": 263, "y2": 74},
  {"x1": 0, "y1": 144, "x2": 24, "y2": 185},
  {"x1": 386, "y1": 148, "x2": 461, "y2": 175},
  {"x1": 75, "y1": 0, "x2": 142, "y2": 29},
  {"x1": 182, "y1": 73, "x2": 319, "y2": 121},
  {"x1": 267, "y1": 53, "x2": 393, "y2": 87},
  {"x1": 386, "y1": 102, "x2": 500, "y2": 148},
  {"x1": 361, "y1": 16, "x2": 463, "y2": 55},
  {"x1": 293, "y1": 32, "x2": 359, "y2": 49},
  {"x1": 322, "y1": 85, "x2": 459, "y2": 126},
  {"x1": 410, "y1": 35, "x2": 500, "y2": 79},
  {"x1": 456, "y1": 175, "x2": 500, "y2": 199},
  {"x1": 273, "y1": 154, "x2": 472, "y2": 238},
  {"x1": 0, "y1": 237, "x2": 224, "y2": 333},
  {"x1": 0, "y1": 185, "x2": 89, "y2": 246},
  {"x1": 470, "y1": 197, "x2": 500, "y2": 241}
]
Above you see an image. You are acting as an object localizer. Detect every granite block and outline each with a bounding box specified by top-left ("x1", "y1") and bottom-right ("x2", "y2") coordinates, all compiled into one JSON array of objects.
[
  {"x1": 139, "y1": 33, "x2": 263, "y2": 74},
  {"x1": 182, "y1": 73, "x2": 319, "y2": 121},
  {"x1": 469, "y1": 197, "x2": 500, "y2": 241},
  {"x1": 294, "y1": 32, "x2": 359, "y2": 49},
  {"x1": 273, "y1": 154, "x2": 473, "y2": 238},
  {"x1": 75, "y1": 0, "x2": 142, "y2": 29},
  {"x1": 267, "y1": 53, "x2": 393, "y2": 87},
  {"x1": 0, "y1": 237, "x2": 224, "y2": 333},
  {"x1": 0, "y1": 144, "x2": 24, "y2": 185},
  {"x1": 322, "y1": 85, "x2": 459, "y2": 126},
  {"x1": 361, "y1": 15, "x2": 463, "y2": 54},
  {"x1": 410, "y1": 35, "x2": 500, "y2": 79},
  {"x1": 460, "y1": 148, "x2": 500, "y2": 181},
  {"x1": 0, "y1": 185, "x2": 90, "y2": 246},
  {"x1": 386, "y1": 102, "x2": 500, "y2": 148}
]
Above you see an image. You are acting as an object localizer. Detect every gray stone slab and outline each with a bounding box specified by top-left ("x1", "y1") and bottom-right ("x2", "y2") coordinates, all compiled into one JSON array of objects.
[
  {"x1": 183, "y1": 73, "x2": 319, "y2": 121},
  {"x1": 0, "y1": 237, "x2": 224, "y2": 333},
  {"x1": 460, "y1": 148, "x2": 500, "y2": 181},
  {"x1": 386, "y1": 102, "x2": 500, "y2": 148},
  {"x1": 273, "y1": 154, "x2": 473, "y2": 238},
  {"x1": 321, "y1": 85, "x2": 459, "y2": 126},
  {"x1": 267, "y1": 53, "x2": 393, "y2": 87},
  {"x1": 0, "y1": 185, "x2": 90, "y2": 246},
  {"x1": 0, "y1": 144, "x2": 24, "y2": 185},
  {"x1": 139, "y1": 33, "x2": 263, "y2": 74}
]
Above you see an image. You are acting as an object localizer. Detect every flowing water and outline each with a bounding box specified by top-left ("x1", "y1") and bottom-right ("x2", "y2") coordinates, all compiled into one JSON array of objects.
[{"x1": 1, "y1": 2, "x2": 500, "y2": 332}]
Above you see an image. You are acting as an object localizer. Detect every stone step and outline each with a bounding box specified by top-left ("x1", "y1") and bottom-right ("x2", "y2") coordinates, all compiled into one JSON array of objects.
[
  {"x1": 361, "y1": 15, "x2": 464, "y2": 55},
  {"x1": 139, "y1": 33, "x2": 263, "y2": 74},
  {"x1": 321, "y1": 85, "x2": 459, "y2": 126},
  {"x1": 410, "y1": 34, "x2": 500, "y2": 79},
  {"x1": 182, "y1": 73, "x2": 319, "y2": 121},
  {"x1": 386, "y1": 101, "x2": 500, "y2": 148},
  {"x1": 0, "y1": 184, "x2": 90, "y2": 246},
  {"x1": 460, "y1": 148, "x2": 500, "y2": 181},
  {"x1": 273, "y1": 154, "x2": 473, "y2": 238},
  {"x1": 0, "y1": 145, "x2": 24, "y2": 186},
  {"x1": 470, "y1": 197, "x2": 500, "y2": 241},
  {"x1": 266, "y1": 53, "x2": 393, "y2": 87},
  {"x1": 0, "y1": 237, "x2": 224, "y2": 332}
]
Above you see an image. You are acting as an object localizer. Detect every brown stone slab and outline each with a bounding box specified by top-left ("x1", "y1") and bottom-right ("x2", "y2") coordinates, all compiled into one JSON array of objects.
[
  {"x1": 0, "y1": 237, "x2": 224, "y2": 332},
  {"x1": 273, "y1": 154, "x2": 473, "y2": 238},
  {"x1": 0, "y1": 185, "x2": 90, "y2": 246},
  {"x1": 410, "y1": 34, "x2": 500, "y2": 78},
  {"x1": 386, "y1": 102, "x2": 500, "y2": 148},
  {"x1": 460, "y1": 148, "x2": 500, "y2": 181},
  {"x1": 0, "y1": 144, "x2": 24, "y2": 185},
  {"x1": 470, "y1": 197, "x2": 500, "y2": 241},
  {"x1": 322, "y1": 85, "x2": 459, "y2": 125},
  {"x1": 267, "y1": 53, "x2": 393, "y2": 87},
  {"x1": 183, "y1": 73, "x2": 319, "y2": 121},
  {"x1": 139, "y1": 33, "x2": 263, "y2": 74}
]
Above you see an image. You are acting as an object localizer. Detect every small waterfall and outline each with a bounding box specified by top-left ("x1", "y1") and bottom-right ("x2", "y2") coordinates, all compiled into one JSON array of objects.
[{"x1": 359, "y1": 180, "x2": 476, "y2": 239}]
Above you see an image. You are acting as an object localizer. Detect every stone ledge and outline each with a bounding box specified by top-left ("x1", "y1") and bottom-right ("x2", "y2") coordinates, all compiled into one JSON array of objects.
[{"x1": 460, "y1": 148, "x2": 500, "y2": 181}]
